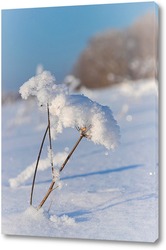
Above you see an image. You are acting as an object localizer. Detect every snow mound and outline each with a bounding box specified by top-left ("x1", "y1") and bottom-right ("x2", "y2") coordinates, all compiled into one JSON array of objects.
[
  {"x1": 50, "y1": 94, "x2": 120, "y2": 150},
  {"x1": 50, "y1": 214, "x2": 76, "y2": 226},
  {"x1": 23, "y1": 206, "x2": 46, "y2": 220},
  {"x1": 24, "y1": 207, "x2": 76, "y2": 226}
]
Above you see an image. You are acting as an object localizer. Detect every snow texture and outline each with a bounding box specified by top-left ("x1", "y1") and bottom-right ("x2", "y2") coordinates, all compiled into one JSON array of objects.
[
  {"x1": 50, "y1": 214, "x2": 76, "y2": 226},
  {"x1": 2, "y1": 78, "x2": 158, "y2": 242}
]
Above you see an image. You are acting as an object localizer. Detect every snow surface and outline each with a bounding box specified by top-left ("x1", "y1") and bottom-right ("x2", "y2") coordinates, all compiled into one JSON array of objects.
[{"x1": 2, "y1": 79, "x2": 158, "y2": 242}]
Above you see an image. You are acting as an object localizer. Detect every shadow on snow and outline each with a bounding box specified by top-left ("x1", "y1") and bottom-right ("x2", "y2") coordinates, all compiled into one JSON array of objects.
[
  {"x1": 29, "y1": 164, "x2": 144, "y2": 187},
  {"x1": 61, "y1": 164, "x2": 143, "y2": 181},
  {"x1": 58, "y1": 192, "x2": 157, "y2": 223}
]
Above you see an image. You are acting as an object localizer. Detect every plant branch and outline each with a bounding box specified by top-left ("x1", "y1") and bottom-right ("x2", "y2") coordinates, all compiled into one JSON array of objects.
[
  {"x1": 37, "y1": 134, "x2": 84, "y2": 209},
  {"x1": 30, "y1": 124, "x2": 49, "y2": 206},
  {"x1": 37, "y1": 181, "x2": 55, "y2": 210}
]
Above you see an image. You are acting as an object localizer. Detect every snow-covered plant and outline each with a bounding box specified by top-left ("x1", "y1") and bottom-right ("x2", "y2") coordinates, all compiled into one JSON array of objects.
[
  {"x1": 19, "y1": 68, "x2": 120, "y2": 210},
  {"x1": 37, "y1": 94, "x2": 120, "y2": 209},
  {"x1": 19, "y1": 69, "x2": 67, "y2": 206}
]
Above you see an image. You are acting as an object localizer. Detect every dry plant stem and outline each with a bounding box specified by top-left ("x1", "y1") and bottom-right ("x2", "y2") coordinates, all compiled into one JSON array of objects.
[
  {"x1": 60, "y1": 134, "x2": 84, "y2": 172},
  {"x1": 37, "y1": 134, "x2": 84, "y2": 210},
  {"x1": 30, "y1": 124, "x2": 49, "y2": 205},
  {"x1": 47, "y1": 104, "x2": 54, "y2": 173},
  {"x1": 37, "y1": 181, "x2": 55, "y2": 209}
]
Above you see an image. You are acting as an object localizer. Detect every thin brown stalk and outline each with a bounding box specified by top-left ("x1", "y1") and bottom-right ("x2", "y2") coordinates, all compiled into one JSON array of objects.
[
  {"x1": 60, "y1": 134, "x2": 84, "y2": 172},
  {"x1": 30, "y1": 124, "x2": 49, "y2": 206},
  {"x1": 37, "y1": 181, "x2": 55, "y2": 210},
  {"x1": 37, "y1": 134, "x2": 84, "y2": 210}
]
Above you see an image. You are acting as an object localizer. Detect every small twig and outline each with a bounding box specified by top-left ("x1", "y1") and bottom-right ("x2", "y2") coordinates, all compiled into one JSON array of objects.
[
  {"x1": 30, "y1": 124, "x2": 49, "y2": 206},
  {"x1": 37, "y1": 134, "x2": 84, "y2": 209}
]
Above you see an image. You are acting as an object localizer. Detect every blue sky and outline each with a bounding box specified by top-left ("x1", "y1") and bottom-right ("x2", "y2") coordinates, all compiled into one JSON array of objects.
[{"x1": 2, "y1": 2, "x2": 158, "y2": 91}]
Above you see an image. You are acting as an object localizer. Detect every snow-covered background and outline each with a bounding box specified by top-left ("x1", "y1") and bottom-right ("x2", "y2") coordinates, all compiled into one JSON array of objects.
[{"x1": 2, "y1": 79, "x2": 158, "y2": 242}]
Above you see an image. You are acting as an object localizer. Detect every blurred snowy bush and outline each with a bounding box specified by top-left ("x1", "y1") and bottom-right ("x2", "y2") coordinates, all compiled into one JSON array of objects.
[{"x1": 73, "y1": 12, "x2": 158, "y2": 89}]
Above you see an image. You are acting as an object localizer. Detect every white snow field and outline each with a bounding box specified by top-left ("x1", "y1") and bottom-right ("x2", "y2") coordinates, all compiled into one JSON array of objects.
[{"x1": 2, "y1": 79, "x2": 158, "y2": 242}]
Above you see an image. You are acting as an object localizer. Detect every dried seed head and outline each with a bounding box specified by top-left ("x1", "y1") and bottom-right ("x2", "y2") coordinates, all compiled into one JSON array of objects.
[
  {"x1": 76, "y1": 125, "x2": 92, "y2": 139},
  {"x1": 81, "y1": 127, "x2": 87, "y2": 132}
]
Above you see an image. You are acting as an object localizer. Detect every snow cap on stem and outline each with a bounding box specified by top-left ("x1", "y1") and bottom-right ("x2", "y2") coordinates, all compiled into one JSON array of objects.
[
  {"x1": 19, "y1": 70, "x2": 68, "y2": 106},
  {"x1": 50, "y1": 94, "x2": 120, "y2": 150}
]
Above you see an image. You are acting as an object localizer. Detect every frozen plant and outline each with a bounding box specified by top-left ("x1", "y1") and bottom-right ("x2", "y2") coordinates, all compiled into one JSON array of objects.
[
  {"x1": 19, "y1": 69, "x2": 67, "y2": 206},
  {"x1": 19, "y1": 69, "x2": 120, "y2": 211},
  {"x1": 37, "y1": 94, "x2": 120, "y2": 209}
]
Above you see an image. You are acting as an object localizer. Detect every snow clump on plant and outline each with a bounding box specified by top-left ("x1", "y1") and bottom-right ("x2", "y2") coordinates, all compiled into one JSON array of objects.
[
  {"x1": 50, "y1": 94, "x2": 120, "y2": 150},
  {"x1": 19, "y1": 70, "x2": 67, "y2": 106}
]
